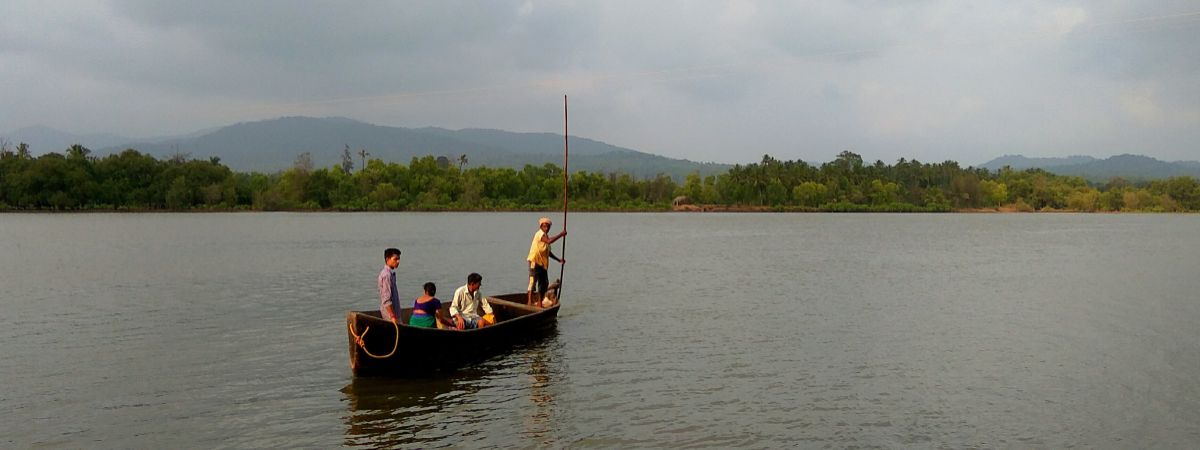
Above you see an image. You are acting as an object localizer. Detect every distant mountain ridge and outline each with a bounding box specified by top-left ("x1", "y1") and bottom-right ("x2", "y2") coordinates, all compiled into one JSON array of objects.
[
  {"x1": 12, "y1": 119, "x2": 1198, "y2": 182},
  {"x1": 980, "y1": 154, "x2": 1200, "y2": 182},
  {"x1": 978, "y1": 154, "x2": 1099, "y2": 170},
  {"x1": 76, "y1": 116, "x2": 729, "y2": 179}
]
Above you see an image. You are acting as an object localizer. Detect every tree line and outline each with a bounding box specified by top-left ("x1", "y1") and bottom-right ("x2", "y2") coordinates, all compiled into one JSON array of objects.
[{"x1": 1, "y1": 145, "x2": 1198, "y2": 212}]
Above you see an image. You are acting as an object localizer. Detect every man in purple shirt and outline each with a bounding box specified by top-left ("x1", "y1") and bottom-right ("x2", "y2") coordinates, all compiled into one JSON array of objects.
[{"x1": 378, "y1": 248, "x2": 402, "y2": 323}]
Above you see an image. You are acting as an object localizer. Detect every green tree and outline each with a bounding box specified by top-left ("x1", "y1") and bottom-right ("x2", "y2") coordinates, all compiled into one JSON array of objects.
[
  {"x1": 1098, "y1": 189, "x2": 1124, "y2": 211},
  {"x1": 93, "y1": 149, "x2": 164, "y2": 208},
  {"x1": 369, "y1": 182, "x2": 403, "y2": 210},
  {"x1": 1122, "y1": 190, "x2": 1154, "y2": 211},
  {"x1": 1152, "y1": 177, "x2": 1199, "y2": 210},
  {"x1": 16, "y1": 142, "x2": 32, "y2": 159},
  {"x1": 978, "y1": 179, "x2": 1008, "y2": 208},
  {"x1": 1066, "y1": 188, "x2": 1100, "y2": 212},
  {"x1": 793, "y1": 181, "x2": 829, "y2": 207},
  {"x1": 165, "y1": 176, "x2": 192, "y2": 209},
  {"x1": 66, "y1": 144, "x2": 92, "y2": 160},
  {"x1": 459, "y1": 175, "x2": 484, "y2": 208},
  {"x1": 679, "y1": 172, "x2": 704, "y2": 202},
  {"x1": 868, "y1": 179, "x2": 900, "y2": 205}
]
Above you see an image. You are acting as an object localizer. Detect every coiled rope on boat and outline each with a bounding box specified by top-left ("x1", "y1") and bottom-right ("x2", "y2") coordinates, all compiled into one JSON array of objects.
[{"x1": 348, "y1": 319, "x2": 399, "y2": 359}]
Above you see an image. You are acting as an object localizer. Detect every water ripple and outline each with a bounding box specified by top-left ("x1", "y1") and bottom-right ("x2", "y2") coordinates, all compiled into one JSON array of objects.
[{"x1": 2, "y1": 213, "x2": 1199, "y2": 447}]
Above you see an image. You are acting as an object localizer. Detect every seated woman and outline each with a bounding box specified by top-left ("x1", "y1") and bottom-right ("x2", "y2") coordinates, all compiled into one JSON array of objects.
[{"x1": 409, "y1": 282, "x2": 454, "y2": 328}]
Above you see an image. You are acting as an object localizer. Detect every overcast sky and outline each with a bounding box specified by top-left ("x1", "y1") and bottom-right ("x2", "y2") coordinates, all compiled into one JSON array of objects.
[{"x1": 2, "y1": 1, "x2": 1198, "y2": 165}]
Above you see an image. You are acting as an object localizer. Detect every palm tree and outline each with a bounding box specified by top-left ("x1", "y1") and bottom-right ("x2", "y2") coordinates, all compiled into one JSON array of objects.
[{"x1": 358, "y1": 149, "x2": 370, "y2": 172}]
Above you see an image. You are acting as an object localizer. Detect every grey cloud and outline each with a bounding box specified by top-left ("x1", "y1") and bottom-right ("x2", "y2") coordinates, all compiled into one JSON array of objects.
[
  {"x1": 1069, "y1": 25, "x2": 1200, "y2": 99},
  {"x1": 103, "y1": 1, "x2": 532, "y2": 96},
  {"x1": 2, "y1": 0, "x2": 1198, "y2": 164}
]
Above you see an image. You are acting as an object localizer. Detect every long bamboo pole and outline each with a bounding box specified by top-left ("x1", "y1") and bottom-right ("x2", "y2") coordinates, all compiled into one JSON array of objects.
[{"x1": 558, "y1": 95, "x2": 568, "y2": 297}]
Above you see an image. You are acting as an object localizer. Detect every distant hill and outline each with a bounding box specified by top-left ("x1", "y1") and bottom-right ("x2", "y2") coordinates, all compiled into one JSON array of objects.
[
  {"x1": 89, "y1": 116, "x2": 729, "y2": 179},
  {"x1": 1, "y1": 125, "x2": 133, "y2": 154},
  {"x1": 979, "y1": 154, "x2": 1098, "y2": 171},
  {"x1": 980, "y1": 154, "x2": 1200, "y2": 182}
]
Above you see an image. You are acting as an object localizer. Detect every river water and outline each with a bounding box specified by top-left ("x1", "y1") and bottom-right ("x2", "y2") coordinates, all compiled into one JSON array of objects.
[{"x1": 1, "y1": 212, "x2": 1198, "y2": 448}]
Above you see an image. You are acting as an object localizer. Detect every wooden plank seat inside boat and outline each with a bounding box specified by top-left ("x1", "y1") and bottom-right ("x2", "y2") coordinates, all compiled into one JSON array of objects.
[{"x1": 387, "y1": 293, "x2": 541, "y2": 327}]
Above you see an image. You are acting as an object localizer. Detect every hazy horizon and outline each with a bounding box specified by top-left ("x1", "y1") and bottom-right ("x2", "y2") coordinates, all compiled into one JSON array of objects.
[{"x1": 6, "y1": 116, "x2": 1200, "y2": 169}]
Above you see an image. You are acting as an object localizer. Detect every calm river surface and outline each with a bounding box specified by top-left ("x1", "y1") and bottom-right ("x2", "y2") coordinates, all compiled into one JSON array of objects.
[{"x1": 2, "y1": 212, "x2": 1199, "y2": 448}]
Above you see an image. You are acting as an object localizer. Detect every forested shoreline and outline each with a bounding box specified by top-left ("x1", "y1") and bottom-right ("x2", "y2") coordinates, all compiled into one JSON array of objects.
[{"x1": 2, "y1": 145, "x2": 1198, "y2": 212}]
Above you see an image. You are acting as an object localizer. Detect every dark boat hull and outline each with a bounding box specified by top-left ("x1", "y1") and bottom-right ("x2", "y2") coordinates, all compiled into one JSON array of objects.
[{"x1": 346, "y1": 293, "x2": 559, "y2": 376}]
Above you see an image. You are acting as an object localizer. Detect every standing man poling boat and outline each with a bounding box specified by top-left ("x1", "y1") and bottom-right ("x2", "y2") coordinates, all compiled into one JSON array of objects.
[{"x1": 527, "y1": 217, "x2": 566, "y2": 307}]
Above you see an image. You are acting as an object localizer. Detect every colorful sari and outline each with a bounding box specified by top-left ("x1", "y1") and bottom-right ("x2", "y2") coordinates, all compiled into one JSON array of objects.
[
  {"x1": 409, "y1": 314, "x2": 436, "y2": 328},
  {"x1": 409, "y1": 297, "x2": 442, "y2": 328}
]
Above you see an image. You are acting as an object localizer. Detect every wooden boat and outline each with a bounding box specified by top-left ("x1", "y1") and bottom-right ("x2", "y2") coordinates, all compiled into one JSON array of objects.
[{"x1": 346, "y1": 292, "x2": 559, "y2": 376}]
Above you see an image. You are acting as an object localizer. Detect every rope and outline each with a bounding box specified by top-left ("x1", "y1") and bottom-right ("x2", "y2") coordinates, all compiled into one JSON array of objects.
[{"x1": 348, "y1": 318, "x2": 399, "y2": 359}]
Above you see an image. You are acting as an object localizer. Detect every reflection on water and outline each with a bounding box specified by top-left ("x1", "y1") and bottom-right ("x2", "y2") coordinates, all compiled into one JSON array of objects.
[
  {"x1": 523, "y1": 341, "x2": 557, "y2": 447},
  {"x1": 342, "y1": 329, "x2": 563, "y2": 448},
  {"x1": 341, "y1": 372, "x2": 481, "y2": 447}
]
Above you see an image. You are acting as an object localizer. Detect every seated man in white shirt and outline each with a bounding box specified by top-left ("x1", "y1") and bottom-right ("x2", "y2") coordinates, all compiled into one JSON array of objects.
[{"x1": 450, "y1": 272, "x2": 494, "y2": 330}]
